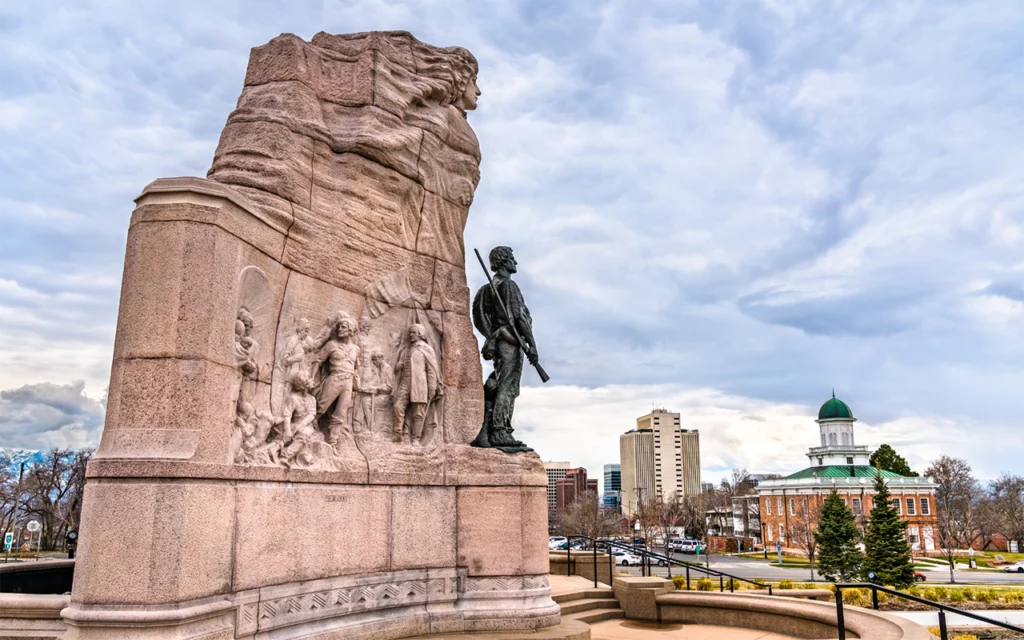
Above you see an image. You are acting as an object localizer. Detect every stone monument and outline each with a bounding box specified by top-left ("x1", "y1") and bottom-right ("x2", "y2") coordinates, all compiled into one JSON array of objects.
[{"x1": 64, "y1": 31, "x2": 558, "y2": 640}]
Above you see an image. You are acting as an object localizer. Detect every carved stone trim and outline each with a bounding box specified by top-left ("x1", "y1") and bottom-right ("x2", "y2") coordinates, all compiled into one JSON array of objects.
[
  {"x1": 460, "y1": 574, "x2": 551, "y2": 600},
  {"x1": 248, "y1": 568, "x2": 459, "y2": 635}
]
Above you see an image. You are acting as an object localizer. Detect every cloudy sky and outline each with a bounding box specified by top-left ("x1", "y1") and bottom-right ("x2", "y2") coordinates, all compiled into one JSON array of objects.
[{"x1": 1, "y1": 1, "x2": 1021, "y2": 483}]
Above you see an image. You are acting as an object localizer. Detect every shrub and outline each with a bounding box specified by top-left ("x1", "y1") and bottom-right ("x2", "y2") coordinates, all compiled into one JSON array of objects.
[
  {"x1": 672, "y1": 575, "x2": 686, "y2": 590},
  {"x1": 923, "y1": 587, "x2": 942, "y2": 602},
  {"x1": 947, "y1": 589, "x2": 966, "y2": 604},
  {"x1": 951, "y1": 635, "x2": 978, "y2": 640},
  {"x1": 973, "y1": 589, "x2": 994, "y2": 604},
  {"x1": 778, "y1": 580, "x2": 794, "y2": 590},
  {"x1": 696, "y1": 578, "x2": 714, "y2": 591},
  {"x1": 1002, "y1": 590, "x2": 1023, "y2": 604}
]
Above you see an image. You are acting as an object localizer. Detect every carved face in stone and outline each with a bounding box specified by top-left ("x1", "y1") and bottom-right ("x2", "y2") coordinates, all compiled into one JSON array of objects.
[
  {"x1": 408, "y1": 324, "x2": 427, "y2": 344},
  {"x1": 290, "y1": 370, "x2": 311, "y2": 392},
  {"x1": 359, "y1": 316, "x2": 372, "y2": 334},
  {"x1": 336, "y1": 319, "x2": 355, "y2": 340},
  {"x1": 297, "y1": 318, "x2": 310, "y2": 338},
  {"x1": 238, "y1": 309, "x2": 254, "y2": 335},
  {"x1": 371, "y1": 350, "x2": 384, "y2": 366},
  {"x1": 456, "y1": 76, "x2": 480, "y2": 111}
]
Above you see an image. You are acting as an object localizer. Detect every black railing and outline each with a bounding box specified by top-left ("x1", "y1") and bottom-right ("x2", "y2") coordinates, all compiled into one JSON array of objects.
[
  {"x1": 834, "y1": 583, "x2": 1024, "y2": 640},
  {"x1": 560, "y1": 535, "x2": 771, "y2": 596}
]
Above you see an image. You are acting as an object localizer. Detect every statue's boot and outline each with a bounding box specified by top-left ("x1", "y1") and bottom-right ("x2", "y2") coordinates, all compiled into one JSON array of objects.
[{"x1": 470, "y1": 400, "x2": 494, "y2": 447}]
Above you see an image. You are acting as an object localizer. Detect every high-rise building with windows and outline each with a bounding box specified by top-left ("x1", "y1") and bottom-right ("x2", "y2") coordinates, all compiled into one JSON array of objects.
[
  {"x1": 555, "y1": 467, "x2": 598, "y2": 522},
  {"x1": 602, "y1": 463, "x2": 621, "y2": 513},
  {"x1": 543, "y1": 461, "x2": 570, "y2": 527},
  {"x1": 620, "y1": 409, "x2": 702, "y2": 517}
]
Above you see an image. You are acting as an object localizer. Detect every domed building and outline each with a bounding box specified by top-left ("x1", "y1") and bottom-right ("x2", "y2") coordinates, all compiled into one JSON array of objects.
[{"x1": 756, "y1": 394, "x2": 939, "y2": 553}]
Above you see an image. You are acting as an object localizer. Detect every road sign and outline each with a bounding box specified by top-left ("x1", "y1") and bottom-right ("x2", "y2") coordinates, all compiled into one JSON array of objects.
[
  {"x1": 26, "y1": 520, "x2": 40, "y2": 533},
  {"x1": 776, "y1": 540, "x2": 781, "y2": 551},
  {"x1": 3, "y1": 532, "x2": 12, "y2": 550}
]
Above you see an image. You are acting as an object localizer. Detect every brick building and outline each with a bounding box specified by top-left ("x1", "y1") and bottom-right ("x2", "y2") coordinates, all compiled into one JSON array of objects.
[
  {"x1": 555, "y1": 467, "x2": 598, "y2": 522},
  {"x1": 758, "y1": 394, "x2": 938, "y2": 553}
]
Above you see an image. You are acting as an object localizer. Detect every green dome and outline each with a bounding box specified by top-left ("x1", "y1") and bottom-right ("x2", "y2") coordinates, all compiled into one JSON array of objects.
[{"x1": 818, "y1": 395, "x2": 854, "y2": 420}]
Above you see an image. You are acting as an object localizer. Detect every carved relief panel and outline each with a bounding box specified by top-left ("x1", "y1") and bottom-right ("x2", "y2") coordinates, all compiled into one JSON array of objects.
[{"x1": 229, "y1": 266, "x2": 447, "y2": 475}]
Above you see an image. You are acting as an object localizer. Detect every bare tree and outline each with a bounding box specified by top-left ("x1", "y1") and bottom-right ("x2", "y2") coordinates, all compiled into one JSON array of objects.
[
  {"x1": 925, "y1": 456, "x2": 983, "y2": 583},
  {"x1": 556, "y1": 490, "x2": 620, "y2": 542},
  {"x1": 988, "y1": 474, "x2": 1024, "y2": 549},
  {"x1": 0, "y1": 450, "x2": 20, "y2": 536},
  {"x1": 789, "y1": 496, "x2": 822, "y2": 581},
  {"x1": 679, "y1": 489, "x2": 713, "y2": 542},
  {"x1": 13, "y1": 448, "x2": 93, "y2": 551}
]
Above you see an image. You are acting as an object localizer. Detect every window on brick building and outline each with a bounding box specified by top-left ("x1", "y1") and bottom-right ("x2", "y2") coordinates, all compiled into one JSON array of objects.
[
  {"x1": 892, "y1": 498, "x2": 901, "y2": 515},
  {"x1": 852, "y1": 497, "x2": 862, "y2": 515},
  {"x1": 789, "y1": 498, "x2": 795, "y2": 515},
  {"x1": 766, "y1": 499, "x2": 772, "y2": 515},
  {"x1": 920, "y1": 498, "x2": 930, "y2": 515},
  {"x1": 767, "y1": 525, "x2": 773, "y2": 541},
  {"x1": 778, "y1": 524, "x2": 785, "y2": 542},
  {"x1": 777, "y1": 497, "x2": 783, "y2": 515},
  {"x1": 906, "y1": 498, "x2": 916, "y2": 515}
]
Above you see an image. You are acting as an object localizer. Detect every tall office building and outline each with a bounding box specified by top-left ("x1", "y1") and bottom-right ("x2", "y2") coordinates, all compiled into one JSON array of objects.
[
  {"x1": 543, "y1": 461, "x2": 570, "y2": 527},
  {"x1": 555, "y1": 467, "x2": 598, "y2": 522},
  {"x1": 620, "y1": 427, "x2": 655, "y2": 518},
  {"x1": 602, "y1": 464, "x2": 621, "y2": 512},
  {"x1": 678, "y1": 429, "x2": 701, "y2": 497},
  {"x1": 619, "y1": 409, "x2": 701, "y2": 517}
]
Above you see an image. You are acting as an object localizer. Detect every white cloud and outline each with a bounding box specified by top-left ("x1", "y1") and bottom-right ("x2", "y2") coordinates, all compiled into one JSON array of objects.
[{"x1": 0, "y1": 1, "x2": 1020, "y2": 473}]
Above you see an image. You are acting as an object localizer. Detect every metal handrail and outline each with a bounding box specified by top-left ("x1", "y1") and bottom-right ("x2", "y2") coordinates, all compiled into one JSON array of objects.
[
  {"x1": 561, "y1": 534, "x2": 771, "y2": 595},
  {"x1": 834, "y1": 582, "x2": 1024, "y2": 640}
]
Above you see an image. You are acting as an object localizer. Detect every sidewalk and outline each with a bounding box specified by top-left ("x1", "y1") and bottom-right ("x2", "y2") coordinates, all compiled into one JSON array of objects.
[{"x1": 890, "y1": 609, "x2": 1024, "y2": 627}]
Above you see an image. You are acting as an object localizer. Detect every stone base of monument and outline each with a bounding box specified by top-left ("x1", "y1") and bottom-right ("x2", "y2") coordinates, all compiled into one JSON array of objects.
[{"x1": 63, "y1": 31, "x2": 565, "y2": 640}]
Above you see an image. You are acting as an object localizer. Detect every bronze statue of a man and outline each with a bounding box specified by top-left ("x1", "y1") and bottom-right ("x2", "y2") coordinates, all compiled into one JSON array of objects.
[{"x1": 470, "y1": 246, "x2": 541, "y2": 452}]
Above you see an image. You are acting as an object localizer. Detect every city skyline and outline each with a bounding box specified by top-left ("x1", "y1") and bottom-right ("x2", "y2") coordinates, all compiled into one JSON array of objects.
[{"x1": 2, "y1": 1, "x2": 1021, "y2": 482}]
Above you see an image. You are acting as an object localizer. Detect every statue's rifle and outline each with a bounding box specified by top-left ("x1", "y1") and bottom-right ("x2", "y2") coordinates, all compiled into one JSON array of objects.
[{"x1": 474, "y1": 248, "x2": 550, "y2": 383}]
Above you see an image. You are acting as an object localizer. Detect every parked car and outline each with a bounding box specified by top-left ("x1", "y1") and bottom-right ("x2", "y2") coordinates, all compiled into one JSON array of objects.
[
  {"x1": 1003, "y1": 560, "x2": 1024, "y2": 573},
  {"x1": 548, "y1": 536, "x2": 567, "y2": 550},
  {"x1": 913, "y1": 571, "x2": 927, "y2": 582},
  {"x1": 678, "y1": 539, "x2": 704, "y2": 554},
  {"x1": 611, "y1": 550, "x2": 642, "y2": 566}
]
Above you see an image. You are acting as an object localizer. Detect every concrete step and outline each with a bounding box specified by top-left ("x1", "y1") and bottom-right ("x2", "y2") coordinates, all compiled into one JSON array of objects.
[
  {"x1": 559, "y1": 597, "x2": 621, "y2": 615},
  {"x1": 564, "y1": 607, "x2": 626, "y2": 624},
  {"x1": 398, "y1": 619, "x2": 591, "y2": 640},
  {"x1": 552, "y1": 588, "x2": 615, "y2": 604}
]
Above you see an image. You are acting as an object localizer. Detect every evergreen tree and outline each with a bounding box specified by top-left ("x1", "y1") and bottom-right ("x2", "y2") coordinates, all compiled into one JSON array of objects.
[
  {"x1": 870, "y1": 444, "x2": 918, "y2": 477},
  {"x1": 862, "y1": 470, "x2": 916, "y2": 587},
  {"x1": 814, "y1": 489, "x2": 864, "y2": 582}
]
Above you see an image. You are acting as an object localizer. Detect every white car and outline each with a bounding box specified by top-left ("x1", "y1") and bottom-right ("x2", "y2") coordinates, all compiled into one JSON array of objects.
[
  {"x1": 548, "y1": 536, "x2": 568, "y2": 550},
  {"x1": 1003, "y1": 560, "x2": 1024, "y2": 573},
  {"x1": 611, "y1": 550, "x2": 642, "y2": 566}
]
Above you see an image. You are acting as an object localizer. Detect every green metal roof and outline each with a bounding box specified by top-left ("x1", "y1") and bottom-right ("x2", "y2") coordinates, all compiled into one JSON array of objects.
[
  {"x1": 818, "y1": 394, "x2": 854, "y2": 420},
  {"x1": 785, "y1": 465, "x2": 902, "y2": 480}
]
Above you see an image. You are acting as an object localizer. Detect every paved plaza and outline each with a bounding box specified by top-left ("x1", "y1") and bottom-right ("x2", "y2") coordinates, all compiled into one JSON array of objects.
[{"x1": 590, "y1": 620, "x2": 800, "y2": 640}]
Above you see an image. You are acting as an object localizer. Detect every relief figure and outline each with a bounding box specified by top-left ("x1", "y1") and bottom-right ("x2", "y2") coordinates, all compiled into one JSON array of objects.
[
  {"x1": 356, "y1": 348, "x2": 393, "y2": 434},
  {"x1": 279, "y1": 371, "x2": 323, "y2": 468},
  {"x1": 392, "y1": 323, "x2": 443, "y2": 446},
  {"x1": 234, "y1": 308, "x2": 259, "y2": 380},
  {"x1": 280, "y1": 317, "x2": 316, "y2": 379},
  {"x1": 313, "y1": 312, "x2": 362, "y2": 450}
]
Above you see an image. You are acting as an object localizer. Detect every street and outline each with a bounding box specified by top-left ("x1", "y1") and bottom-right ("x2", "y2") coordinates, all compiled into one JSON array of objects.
[{"x1": 614, "y1": 551, "x2": 1024, "y2": 585}]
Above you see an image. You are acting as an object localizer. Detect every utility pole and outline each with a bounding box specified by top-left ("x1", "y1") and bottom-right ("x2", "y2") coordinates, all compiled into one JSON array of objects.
[{"x1": 4, "y1": 462, "x2": 25, "y2": 563}]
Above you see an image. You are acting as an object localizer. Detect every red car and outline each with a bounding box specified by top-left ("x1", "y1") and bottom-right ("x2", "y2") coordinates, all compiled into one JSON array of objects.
[{"x1": 914, "y1": 571, "x2": 927, "y2": 582}]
